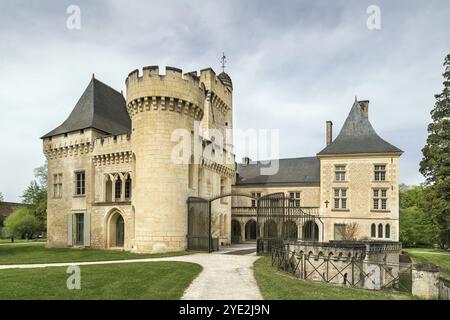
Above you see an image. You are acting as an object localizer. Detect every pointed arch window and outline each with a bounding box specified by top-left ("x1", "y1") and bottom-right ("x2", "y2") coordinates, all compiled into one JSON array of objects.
[
  {"x1": 371, "y1": 223, "x2": 376, "y2": 238},
  {"x1": 385, "y1": 224, "x2": 390, "y2": 239},
  {"x1": 378, "y1": 223, "x2": 383, "y2": 238}
]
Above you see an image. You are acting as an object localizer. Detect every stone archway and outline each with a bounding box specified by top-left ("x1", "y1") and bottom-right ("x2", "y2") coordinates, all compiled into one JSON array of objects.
[
  {"x1": 106, "y1": 209, "x2": 126, "y2": 248},
  {"x1": 231, "y1": 219, "x2": 242, "y2": 244},
  {"x1": 245, "y1": 220, "x2": 257, "y2": 241},
  {"x1": 303, "y1": 220, "x2": 319, "y2": 241}
]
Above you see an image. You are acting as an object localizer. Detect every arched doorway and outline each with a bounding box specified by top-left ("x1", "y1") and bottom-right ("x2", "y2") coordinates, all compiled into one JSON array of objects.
[
  {"x1": 264, "y1": 219, "x2": 277, "y2": 238},
  {"x1": 107, "y1": 210, "x2": 125, "y2": 248},
  {"x1": 284, "y1": 220, "x2": 298, "y2": 240},
  {"x1": 303, "y1": 220, "x2": 319, "y2": 241},
  {"x1": 245, "y1": 220, "x2": 257, "y2": 241},
  {"x1": 231, "y1": 219, "x2": 241, "y2": 244}
]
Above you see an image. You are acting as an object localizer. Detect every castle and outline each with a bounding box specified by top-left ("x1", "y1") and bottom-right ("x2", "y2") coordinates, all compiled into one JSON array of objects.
[{"x1": 42, "y1": 65, "x2": 402, "y2": 253}]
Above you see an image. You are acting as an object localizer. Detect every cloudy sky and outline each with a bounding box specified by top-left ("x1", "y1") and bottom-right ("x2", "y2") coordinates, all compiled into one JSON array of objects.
[{"x1": 0, "y1": 0, "x2": 449, "y2": 202}]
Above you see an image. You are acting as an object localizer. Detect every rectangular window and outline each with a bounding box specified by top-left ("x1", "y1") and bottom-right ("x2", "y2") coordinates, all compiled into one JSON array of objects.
[
  {"x1": 335, "y1": 165, "x2": 346, "y2": 181},
  {"x1": 251, "y1": 192, "x2": 261, "y2": 207},
  {"x1": 289, "y1": 192, "x2": 301, "y2": 207},
  {"x1": 53, "y1": 173, "x2": 62, "y2": 198},
  {"x1": 333, "y1": 188, "x2": 347, "y2": 209},
  {"x1": 75, "y1": 171, "x2": 85, "y2": 195},
  {"x1": 334, "y1": 224, "x2": 346, "y2": 240},
  {"x1": 373, "y1": 188, "x2": 388, "y2": 210},
  {"x1": 374, "y1": 165, "x2": 386, "y2": 181},
  {"x1": 75, "y1": 213, "x2": 84, "y2": 245}
]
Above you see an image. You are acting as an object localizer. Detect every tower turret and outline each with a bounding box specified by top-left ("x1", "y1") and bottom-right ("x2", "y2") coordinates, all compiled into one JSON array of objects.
[{"x1": 126, "y1": 66, "x2": 205, "y2": 252}]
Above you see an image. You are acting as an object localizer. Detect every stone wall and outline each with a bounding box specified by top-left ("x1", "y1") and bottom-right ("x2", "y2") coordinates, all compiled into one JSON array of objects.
[{"x1": 318, "y1": 154, "x2": 400, "y2": 242}]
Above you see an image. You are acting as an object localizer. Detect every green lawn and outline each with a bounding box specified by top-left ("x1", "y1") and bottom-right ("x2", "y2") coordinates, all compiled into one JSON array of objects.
[
  {"x1": 403, "y1": 248, "x2": 450, "y2": 279},
  {"x1": 0, "y1": 242, "x2": 190, "y2": 265},
  {"x1": 0, "y1": 261, "x2": 202, "y2": 300},
  {"x1": 253, "y1": 257, "x2": 415, "y2": 300},
  {"x1": 403, "y1": 248, "x2": 450, "y2": 269}
]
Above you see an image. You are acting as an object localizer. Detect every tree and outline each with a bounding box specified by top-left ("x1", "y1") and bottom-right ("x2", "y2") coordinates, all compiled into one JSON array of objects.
[
  {"x1": 4, "y1": 207, "x2": 41, "y2": 239},
  {"x1": 337, "y1": 222, "x2": 360, "y2": 241},
  {"x1": 419, "y1": 54, "x2": 450, "y2": 248},
  {"x1": 0, "y1": 192, "x2": 4, "y2": 202},
  {"x1": 399, "y1": 185, "x2": 438, "y2": 247}
]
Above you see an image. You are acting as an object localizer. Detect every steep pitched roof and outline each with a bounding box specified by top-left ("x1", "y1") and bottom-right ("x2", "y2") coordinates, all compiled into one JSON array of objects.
[
  {"x1": 317, "y1": 101, "x2": 403, "y2": 156},
  {"x1": 236, "y1": 157, "x2": 320, "y2": 186},
  {"x1": 41, "y1": 78, "x2": 131, "y2": 138}
]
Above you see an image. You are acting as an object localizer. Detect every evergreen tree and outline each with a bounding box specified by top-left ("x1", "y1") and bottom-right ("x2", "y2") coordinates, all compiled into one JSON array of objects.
[{"x1": 419, "y1": 54, "x2": 450, "y2": 248}]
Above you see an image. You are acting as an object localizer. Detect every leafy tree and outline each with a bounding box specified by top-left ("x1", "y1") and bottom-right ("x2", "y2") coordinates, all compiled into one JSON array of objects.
[
  {"x1": 419, "y1": 54, "x2": 450, "y2": 248},
  {"x1": 4, "y1": 207, "x2": 41, "y2": 239},
  {"x1": 0, "y1": 192, "x2": 4, "y2": 202},
  {"x1": 18, "y1": 162, "x2": 48, "y2": 235},
  {"x1": 399, "y1": 185, "x2": 438, "y2": 247}
]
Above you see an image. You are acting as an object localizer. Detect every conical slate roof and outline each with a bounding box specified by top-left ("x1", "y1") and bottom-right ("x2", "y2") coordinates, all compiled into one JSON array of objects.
[
  {"x1": 317, "y1": 101, "x2": 402, "y2": 155},
  {"x1": 218, "y1": 72, "x2": 233, "y2": 89},
  {"x1": 41, "y1": 77, "x2": 131, "y2": 138}
]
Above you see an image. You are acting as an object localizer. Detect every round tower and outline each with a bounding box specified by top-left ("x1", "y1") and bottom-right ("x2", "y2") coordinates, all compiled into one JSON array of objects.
[{"x1": 126, "y1": 66, "x2": 205, "y2": 253}]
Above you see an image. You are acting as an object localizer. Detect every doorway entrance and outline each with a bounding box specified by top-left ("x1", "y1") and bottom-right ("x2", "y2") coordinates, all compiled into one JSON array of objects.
[
  {"x1": 245, "y1": 220, "x2": 257, "y2": 241},
  {"x1": 116, "y1": 215, "x2": 124, "y2": 247}
]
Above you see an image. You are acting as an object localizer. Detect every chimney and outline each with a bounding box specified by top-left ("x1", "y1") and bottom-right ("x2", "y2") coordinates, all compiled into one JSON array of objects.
[
  {"x1": 242, "y1": 157, "x2": 251, "y2": 166},
  {"x1": 358, "y1": 100, "x2": 369, "y2": 118},
  {"x1": 326, "y1": 121, "x2": 333, "y2": 146}
]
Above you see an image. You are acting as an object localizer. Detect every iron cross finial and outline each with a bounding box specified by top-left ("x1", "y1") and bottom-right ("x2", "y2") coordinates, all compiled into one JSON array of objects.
[{"x1": 220, "y1": 52, "x2": 227, "y2": 72}]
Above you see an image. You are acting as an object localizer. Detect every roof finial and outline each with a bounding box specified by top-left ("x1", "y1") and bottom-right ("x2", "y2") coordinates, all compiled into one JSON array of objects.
[
  {"x1": 92, "y1": 73, "x2": 95, "y2": 79},
  {"x1": 355, "y1": 95, "x2": 358, "y2": 102},
  {"x1": 220, "y1": 52, "x2": 227, "y2": 72}
]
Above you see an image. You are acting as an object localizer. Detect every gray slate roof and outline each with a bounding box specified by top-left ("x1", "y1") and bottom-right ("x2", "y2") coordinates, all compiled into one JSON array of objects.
[
  {"x1": 317, "y1": 101, "x2": 402, "y2": 155},
  {"x1": 236, "y1": 157, "x2": 320, "y2": 186},
  {"x1": 218, "y1": 72, "x2": 233, "y2": 89},
  {"x1": 42, "y1": 78, "x2": 131, "y2": 138}
]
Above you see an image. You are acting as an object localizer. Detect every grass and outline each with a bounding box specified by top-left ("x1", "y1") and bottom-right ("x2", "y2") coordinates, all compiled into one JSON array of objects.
[
  {"x1": 403, "y1": 248, "x2": 450, "y2": 279},
  {"x1": 403, "y1": 248, "x2": 450, "y2": 269},
  {"x1": 0, "y1": 242, "x2": 190, "y2": 265},
  {"x1": 0, "y1": 261, "x2": 202, "y2": 300},
  {"x1": 253, "y1": 257, "x2": 415, "y2": 300}
]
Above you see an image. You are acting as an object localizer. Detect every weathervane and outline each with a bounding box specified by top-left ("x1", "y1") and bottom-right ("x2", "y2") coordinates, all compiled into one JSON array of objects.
[{"x1": 220, "y1": 52, "x2": 227, "y2": 72}]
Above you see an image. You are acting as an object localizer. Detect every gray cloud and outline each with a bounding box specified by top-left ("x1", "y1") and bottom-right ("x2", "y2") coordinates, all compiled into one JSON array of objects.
[{"x1": 0, "y1": 0, "x2": 449, "y2": 201}]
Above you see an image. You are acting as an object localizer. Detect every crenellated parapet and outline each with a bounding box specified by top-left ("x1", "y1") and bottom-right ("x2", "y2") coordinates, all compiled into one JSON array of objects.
[
  {"x1": 125, "y1": 66, "x2": 206, "y2": 120},
  {"x1": 93, "y1": 151, "x2": 133, "y2": 167},
  {"x1": 200, "y1": 156, "x2": 236, "y2": 178},
  {"x1": 44, "y1": 141, "x2": 93, "y2": 160},
  {"x1": 92, "y1": 133, "x2": 131, "y2": 154},
  {"x1": 207, "y1": 90, "x2": 230, "y2": 115}
]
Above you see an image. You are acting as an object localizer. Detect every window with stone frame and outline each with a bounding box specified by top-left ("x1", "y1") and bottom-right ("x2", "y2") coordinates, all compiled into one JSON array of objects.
[
  {"x1": 75, "y1": 213, "x2": 84, "y2": 245},
  {"x1": 53, "y1": 173, "x2": 63, "y2": 198},
  {"x1": 333, "y1": 188, "x2": 347, "y2": 209},
  {"x1": 289, "y1": 192, "x2": 301, "y2": 207},
  {"x1": 371, "y1": 223, "x2": 376, "y2": 238},
  {"x1": 115, "y1": 176, "x2": 122, "y2": 201},
  {"x1": 251, "y1": 192, "x2": 261, "y2": 207},
  {"x1": 75, "y1": 171, "x2": 85, "y2": 196},
  {"x1": 125, "y1": 176, "x2": 132, "y2": 200},
  {"x1": 373, "y1": 188, "x2": 388, "y2": 210},
  {"x1": 374, "y1": 164, "x2": 387, "y2": 181},
  {"x1": 335, "y1": 165, "x2": 346, "y2": 181}
]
